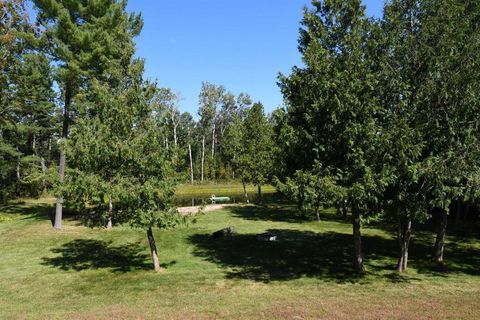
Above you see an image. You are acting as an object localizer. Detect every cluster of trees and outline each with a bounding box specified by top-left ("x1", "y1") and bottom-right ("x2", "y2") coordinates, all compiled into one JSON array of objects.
[
  {"x1": 1, "y1": 0, "x2": 276, "y2": 271},
  {"x1": 0, "y1": 0, "x2": 57, "y2": 202},
  {"x1": 277, "y1": 0, "x2": 480, "y2": 272},
  {"x1": 155, "y1": 81, "x2": 275, "y2": 193},
  {"x1": 2, "y1": 0, "x2": 479, "y2": 274}
]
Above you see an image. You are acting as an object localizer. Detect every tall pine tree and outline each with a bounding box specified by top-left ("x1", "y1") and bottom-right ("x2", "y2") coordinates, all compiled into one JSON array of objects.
[{"x1": 33, "y1": 0, "x2": 143, "y2": 229}]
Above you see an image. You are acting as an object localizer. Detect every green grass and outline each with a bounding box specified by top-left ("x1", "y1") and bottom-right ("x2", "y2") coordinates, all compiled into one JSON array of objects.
[
  {"x1": 175, "y1": 183, "x2": 276, "y2": 196},
  {"x1": 1, "y1": 198, "x2": 479, "y2": 319}
]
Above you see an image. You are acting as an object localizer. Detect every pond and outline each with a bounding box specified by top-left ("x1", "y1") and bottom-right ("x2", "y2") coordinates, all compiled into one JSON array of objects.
[{"x1": 173, "y1": 191, "x2": 281, "y2": 207}]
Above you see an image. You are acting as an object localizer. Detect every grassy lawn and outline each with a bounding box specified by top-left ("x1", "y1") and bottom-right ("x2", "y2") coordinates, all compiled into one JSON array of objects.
[
  {"x1": 1, "y1": 198, "x2": 479, "y2": 319},
  {"x1": 175, "y1": 183, "x2": 276, "y2": 196}
]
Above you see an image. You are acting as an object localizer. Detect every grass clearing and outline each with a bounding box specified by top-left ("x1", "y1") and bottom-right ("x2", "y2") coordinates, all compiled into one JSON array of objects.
[
  {"x1": 1, "y1": 197, "x2": 479, "y2": 319},
  {"x1": 175, "y1": 183, "x2": 276, "y2": 196}
]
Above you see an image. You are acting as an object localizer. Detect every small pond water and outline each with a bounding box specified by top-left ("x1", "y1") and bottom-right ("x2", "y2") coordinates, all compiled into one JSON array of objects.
[{"x1": 173, "y1": 191, "x2": 281, "y2": 207}]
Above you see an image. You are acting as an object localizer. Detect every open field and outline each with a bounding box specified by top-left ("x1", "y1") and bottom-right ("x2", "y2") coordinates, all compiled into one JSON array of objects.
[{"x1": 1, "y1": 198, "x2": 480, "y2": 319}]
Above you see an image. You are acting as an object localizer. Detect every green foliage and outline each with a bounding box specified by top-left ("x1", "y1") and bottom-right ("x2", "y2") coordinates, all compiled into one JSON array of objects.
[
  {"x1": 275, "y1": 164, "x2": 346, "y2": 220},
  {"x1": 0, "y1": 0, "x2": 57, "y2": 202},
  {"x1": 279, "y1": 0, "x2": 384, "y2": 214},
  {"x1": 240, "y1": 102, "x2": 275, "y2": 188}
]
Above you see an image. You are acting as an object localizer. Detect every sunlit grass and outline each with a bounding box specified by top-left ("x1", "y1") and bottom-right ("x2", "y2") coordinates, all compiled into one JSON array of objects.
[
  {"x1": 0, "y1": 198, "x2": 479, "y2": 319},
  {"x1": 176, "y1": 183, "x2": 276, "y2": 196}
]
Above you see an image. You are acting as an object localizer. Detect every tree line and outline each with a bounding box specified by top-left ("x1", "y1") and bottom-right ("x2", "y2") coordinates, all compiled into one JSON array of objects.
[{"x1": 276, "y1": 0, "x2": 480, "y2": 273}]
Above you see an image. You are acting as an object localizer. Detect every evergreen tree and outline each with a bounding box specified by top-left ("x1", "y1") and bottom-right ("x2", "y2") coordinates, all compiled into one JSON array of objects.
[
  {"x1": 381, "y1": 0, "x2": 480, "y2": 267},
  {"x1": 1, "y1": 0, "x2": 57, "y2": 201},
  {"x1": 33, "y1": 0, "x2": 143, "y2": 229},
  {"x1": 67, "y1": 63, "x2": 187, "y2": 272},
  {"x1": 241, "y1": 102, "x2": 274, "y2": 199},
  {"x1": 279, "y1": 0, "x2": 383, "y2": 272}
]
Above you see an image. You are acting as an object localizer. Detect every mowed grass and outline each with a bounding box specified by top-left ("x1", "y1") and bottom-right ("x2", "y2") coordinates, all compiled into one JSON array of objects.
[
  {"x1": 1, "y1": 198, "x2": 480, "y2": 319},
  {"x1": 175, "y1": 183, "x2": 276, "y2": 196}
]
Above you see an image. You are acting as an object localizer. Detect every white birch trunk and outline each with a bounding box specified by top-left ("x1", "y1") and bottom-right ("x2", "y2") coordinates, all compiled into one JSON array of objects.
[
  {"x1": 211, "y1": 123, "x2": 215, "y2": 157},
  {"x1": 189, "y1": 144, "x2": 194, "y2": 185},
  {"x1": 201, "y1": 136, "x2": 205, "y2": 182},
  {"x1": 106, "y1": 196, "x2": 113, "y2": 230}
]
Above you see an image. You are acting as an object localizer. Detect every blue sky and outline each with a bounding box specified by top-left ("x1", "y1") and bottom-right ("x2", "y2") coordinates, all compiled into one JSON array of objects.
[{"x1": 127, "y1": 1, "x2": 384, "y2": 117}]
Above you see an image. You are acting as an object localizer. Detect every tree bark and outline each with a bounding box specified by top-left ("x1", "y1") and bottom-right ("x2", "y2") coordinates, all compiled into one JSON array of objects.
[
  {"x1": 32, "y1": 133, "x2": 36, "y2": 154},
  {"x1": 242, "y1": 177, "x2": 248, "y2": 202},
  {"x1": 188, "y1": 144, "x2": 194, "y2": 185},
  {"x1": 211, "y1": 122, "x2": 215, "y2": 157},
  {"x1": 172, "y1": 118, "x2": 177, "y2": 148},
  {"x1": 232, "y1": 154, "x2": 236, "y2": 180},
  {"x1": 463, "y1": 204, "x2": 470, "y2": 222},
  {"x1": 106, "y1": 196, "x2": 113, "y2": 230},
  {"x1": 397, "y1": 216, "x2": 412, "y2": 272},
  {"x1": 54, "y1": 85, "x2": 71, "y2": 230},
  {"x1": 432, "y1": 209, "x2": 448, "y2": 262},
  {"x1": 16, "y1": 157, "x2": 20, "y2": 180},
  {"x1": 342, "y1": 202, "x2": 348, "y2": 220},
  {"x1": 40, "y1": 157, "x2": 47, "y2": 194},
  {"x1": 201, "y1": 136, "x2": 205, "y2": 182},
  {"x1": 257, "y1": 184, "x2": 262, "y2": 200},
  {"x1": 315, "y1": 206, "x2": 321, "y2": 222},
  {"x1": 455, "y1": 201, "x2": 461, "y2": 227},
  {"x1": 352, "y1": 208, "x2": 365, "y2": 273},
  {"x1": 147, "y1": 227, "x2": 162, "y2": 272}
]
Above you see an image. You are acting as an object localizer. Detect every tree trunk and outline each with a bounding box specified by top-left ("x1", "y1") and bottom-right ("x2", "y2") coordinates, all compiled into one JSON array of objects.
[
  {"x1": 463, "y1": 204, "x2": 470, "y2": 222},
  {"x1": 455, "y1": 201, "x2": 461, "y2": 227},
  {"x1": 16, "y1": 157, "x2": 20, "y2": 180},
  {"x1": 258, "y1": 184, "x2": 262, "y2": 200},
  {"x1": 432, "y1": 209, "x2": 448, "y2": 263},
  {"x1": 315, "y1": 206, "x2": 321, "y2": 222},
  {"x1": 54, "y1": 85, "x2": 71, "y2": 230},
  {"x1": 173, "y1": 122, "x2": 177, "y2": 149},
  {"x1": 352, "y1": 208, "x2": 365, "y2": 273},
  {"x1": 397, "y1": 216, "x2": 412, "y2": 272},
  {"x1": 211, "y1": 123, "x2": 215, "y2": 157},
  {"x1": 342, "y1": 202, "x2": 347, "y2": 220},
  {"x1": 41, "y1": 157, "x2": 47, "y2": 194},
  {"x1": 201, "y1": 136, "x2": 205, "y2": 182},
  {"x1": 242, "y1": 177, "x2": 248, "y2": 202},
  {"x1": 232, "y1": 154, "x2": 236, "y2": 180},
  {"x1": 106, "y1": 196, "x2": 113, "y2": 230},
  {"x1": 188, "y1": 144, "x2": 194, "y2": 185},
  {"x1": 147, "y1": 227, "x2": 162, "y2": 272},
  {"x1": 32, "y1": 133, "x2": 36, "y2": 154}
]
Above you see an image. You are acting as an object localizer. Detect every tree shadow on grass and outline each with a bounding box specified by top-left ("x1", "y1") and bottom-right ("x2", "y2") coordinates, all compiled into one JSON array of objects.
[
  {"x1": 0, "y1": 201, "x2": 83, "y2": 226},
  {"x1": 231, "y1": 203, "x2": 350, "y2": 224},
  {"x1": 42, "y1": 239, "x2": 154, "y2": 273},
  {"x1": 407, "y1": 231, "x2": 480, "y2": 277},
  {"x1": 0, "y1": 202, "x2": 53, "y2": 223},
  {"x1": 189, "y1": 228, "x2": 480, "y2": 283},
  {"x1": 231, "y1": 204, "x2": 312, "y2": 223},
  {"x1": 190, "y1": 229, "x2": 375, "y2": 283}
]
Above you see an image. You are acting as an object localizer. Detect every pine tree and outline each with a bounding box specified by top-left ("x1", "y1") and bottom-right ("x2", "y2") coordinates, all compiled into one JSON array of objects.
[
  {"x1": 33, "y1": 0, "x2": 143, "y2": 229},
  {"x1": 241, "y1": 102, "x2": 274, "y2": 199},
  {"x1": 1, "y1": 0, "x2": 56, "y2": 201}
]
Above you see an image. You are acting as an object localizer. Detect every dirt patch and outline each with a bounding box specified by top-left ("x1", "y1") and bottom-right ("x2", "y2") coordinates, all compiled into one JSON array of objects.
[{"x1": 178, "y1": 204, "x2": 242, "y2": 215}]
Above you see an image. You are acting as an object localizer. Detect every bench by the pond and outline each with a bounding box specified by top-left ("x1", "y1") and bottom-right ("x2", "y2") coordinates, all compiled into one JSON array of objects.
[{"x1": 210, "y1": 194, "x2": 231, "y2": 204}]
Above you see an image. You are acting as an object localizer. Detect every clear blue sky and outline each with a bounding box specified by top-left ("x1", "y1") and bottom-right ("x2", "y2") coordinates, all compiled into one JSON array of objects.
[{"x1": 126, "y1": 1, "x2": 384, "y2": 117}]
